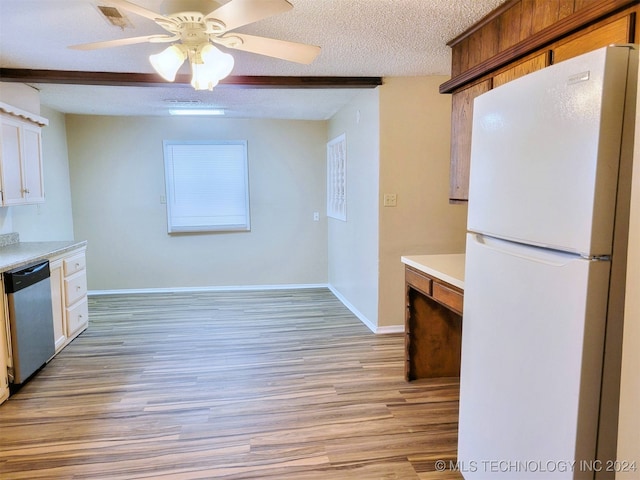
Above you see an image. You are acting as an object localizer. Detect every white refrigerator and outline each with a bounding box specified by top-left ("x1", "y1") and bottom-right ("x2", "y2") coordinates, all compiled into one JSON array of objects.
[{"x1": 458, "y1": 45, "x2": 637, "y2": 479}]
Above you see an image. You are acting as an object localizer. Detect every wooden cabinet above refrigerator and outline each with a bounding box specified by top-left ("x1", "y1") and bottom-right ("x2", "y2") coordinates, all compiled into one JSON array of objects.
[{"x1": 441, "y1": 0, "x2": 639, "y2": 203}]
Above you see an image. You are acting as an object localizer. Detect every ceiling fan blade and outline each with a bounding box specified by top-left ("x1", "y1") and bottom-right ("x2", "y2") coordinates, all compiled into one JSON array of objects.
[
  {"x1": 205, "y1": 0, "x2": 293, "y2": 32},
  {"x1": 69, "y1": 34, "x2": 176, "y2": 51},
  {"x1": 103, "y1": 0, "x2": 176, "y2": 27},
  {"x1": 216, "y1": 33, "x2": 320, "y2": 64}
]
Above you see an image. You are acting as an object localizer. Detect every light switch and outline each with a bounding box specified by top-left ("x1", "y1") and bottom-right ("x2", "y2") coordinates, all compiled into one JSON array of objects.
[
  {"x1": 313, "y1": 212, "x2": 320, "y2": 221},
  {"x1": 383, "y1": 193, "x2": 397, "y2": 207}
]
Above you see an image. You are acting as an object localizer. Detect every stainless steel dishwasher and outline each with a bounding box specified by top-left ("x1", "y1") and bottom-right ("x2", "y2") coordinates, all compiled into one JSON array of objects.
[{"x1": 4, "y1": 260, "x2": 55, "y2": 384}]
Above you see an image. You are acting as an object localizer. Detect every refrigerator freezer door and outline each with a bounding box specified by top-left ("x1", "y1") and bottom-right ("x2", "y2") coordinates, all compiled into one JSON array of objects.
[
  {"x1": 467, "y1": 46, "x2": 632, "y2": 257},
  {"x1": 458, "y1": 233, "x2": 611, "y2": 479}
]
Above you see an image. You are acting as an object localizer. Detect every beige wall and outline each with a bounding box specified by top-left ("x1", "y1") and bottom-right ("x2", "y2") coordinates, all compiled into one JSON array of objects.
[
  {"x1": 326, "y1": 78, "x2": 468, "y2": 331},
  {"x1": 377, "y1": 77, "x2": 467, "y2": 328},
  {"x1": 327, "y1": 89, "x2": 380, "y2": 328},
  {"x1": 66, "y1": 115, "x2": 328, "y2": 291}
]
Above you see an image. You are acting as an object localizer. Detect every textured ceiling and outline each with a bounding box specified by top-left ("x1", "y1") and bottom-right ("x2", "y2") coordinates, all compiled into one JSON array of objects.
[{"x1": 0, "y1": 0, "x2": 507, "y2": 119}]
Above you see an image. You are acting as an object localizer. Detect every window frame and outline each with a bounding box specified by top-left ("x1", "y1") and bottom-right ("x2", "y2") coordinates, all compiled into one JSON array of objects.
[
  {"x1": 163, "y1": 140, "x2": 250, "y2": 234},
  {"x1": 327, "y1": 133, "x2": 347, "y2": 221}
]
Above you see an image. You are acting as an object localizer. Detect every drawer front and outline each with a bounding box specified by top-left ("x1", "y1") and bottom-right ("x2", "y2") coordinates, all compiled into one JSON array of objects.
[
  {"x1": 66, "y1": 297, "x2": 88, "y2": 337},
  {"x1": 63, "y1": 252, "x2": 86, "y2": 276},
  {"x1": 405, "y1": 267, "x2": 432, "y2": 296},
  {"x1": 65, "y1": 271, "x2": 87, "y2": 306},
  {"x1": 432, "y1": 282, "x2": 464, "y2": 314}
]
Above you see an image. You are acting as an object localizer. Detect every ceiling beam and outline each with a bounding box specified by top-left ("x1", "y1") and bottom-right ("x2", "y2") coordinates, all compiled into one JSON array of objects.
[{"x1": 0, "y1": 69, "x2": 382, "y2": 89}]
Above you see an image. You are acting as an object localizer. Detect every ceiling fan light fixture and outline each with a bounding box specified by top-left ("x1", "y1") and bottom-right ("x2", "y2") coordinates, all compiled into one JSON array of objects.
[
  {"x1": 149, "y1": 44, "x2": 187, "y2": 81},
  {"x1": 190, "y1": 44, "x2": 235, "y2": 91},
  {"x1": 191, "y1": 63, "x2": 218, "y2": 90},
  {"x1": 71, "y1": 0, "x2": 321, "y2": 94}
]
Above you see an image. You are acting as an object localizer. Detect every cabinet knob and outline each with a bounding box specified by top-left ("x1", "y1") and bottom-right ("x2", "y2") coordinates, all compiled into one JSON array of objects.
[{"x1": 76, "y1": 286, "x2": 81, "y2": 291}]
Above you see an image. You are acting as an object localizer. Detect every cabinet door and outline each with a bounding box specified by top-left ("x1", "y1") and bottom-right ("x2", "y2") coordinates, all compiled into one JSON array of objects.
[
  {"x1": 493, "y1": 51, "x2": 550, "y2": 89},
  {"x1": 553, "y1": 14, "x2": 633, "y2": 64},
  {"x1": 449, "y1": 79, "x2": 491, "y2": 202},
  {"x1": 0, "y1": 119, "x2": 25, "y2": 205},
  {"x1": 67, "y1": 298, "x2": 89, "y2": 337},
  {"x1": 21, "y1": 123, "x2": 45, "y2": 203},
  {"x1": 65, "y1": 270, "x2": 87, "y2": 306},
  {"x1": 49, "y1": 259, "x2": 67, "y2": 352}
]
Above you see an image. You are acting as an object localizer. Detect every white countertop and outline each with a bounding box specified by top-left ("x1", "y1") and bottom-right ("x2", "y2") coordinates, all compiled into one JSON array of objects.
[
  {"x1": 401, "y1": 253, "x2": 465, "y2": 290},
  {"x1": 0, "y1": 240, "x2": 87, "y2": 273}
]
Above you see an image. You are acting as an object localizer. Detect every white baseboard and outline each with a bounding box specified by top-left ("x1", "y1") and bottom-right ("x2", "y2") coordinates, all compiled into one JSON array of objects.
[
  {"x1": 375, "y1": 325, "x2": 405, "y2": 334},
  {"x1": 327, "y1": 286, "x2": 403, "y2": 334},
  {"x1": 327, "y1": 285, "x2": 379, "y2": 334},
  {"x1": 89, "y1": 283, "x2": 330, "y2": 296}
]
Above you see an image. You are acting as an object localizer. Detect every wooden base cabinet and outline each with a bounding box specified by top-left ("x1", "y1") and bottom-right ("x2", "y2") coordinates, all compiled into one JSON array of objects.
[{"x1": 405, "y1": 266, "x2": 463, "y2": 381}]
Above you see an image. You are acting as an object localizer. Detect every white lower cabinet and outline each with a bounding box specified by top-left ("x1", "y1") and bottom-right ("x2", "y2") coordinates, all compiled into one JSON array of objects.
[
  {"x1": 49, "y1": 246, "x2": 89, "y2": 351},
  {"x1": 0, "y1": 244, "x2": 88, "y2": 406}
]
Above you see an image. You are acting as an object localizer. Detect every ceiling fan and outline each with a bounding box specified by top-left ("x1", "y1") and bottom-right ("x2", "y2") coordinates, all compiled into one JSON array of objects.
[{"x1": 69, "y1": 0, "x2": 321, "y2": 90}]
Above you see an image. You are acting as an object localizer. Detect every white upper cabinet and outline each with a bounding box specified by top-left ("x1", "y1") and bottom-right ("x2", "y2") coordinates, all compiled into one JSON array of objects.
[{"x1": 0, "y1": 102, "x2": 48, "y2": 206}]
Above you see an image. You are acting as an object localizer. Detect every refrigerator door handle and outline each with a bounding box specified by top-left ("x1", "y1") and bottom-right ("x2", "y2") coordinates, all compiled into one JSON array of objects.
[{"x1": 469, "y1": 233, "x2": 585, "y2": 266}]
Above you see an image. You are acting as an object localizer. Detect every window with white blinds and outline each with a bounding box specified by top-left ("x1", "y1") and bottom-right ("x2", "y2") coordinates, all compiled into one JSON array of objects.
[{"x1": 163, "y1": 140, "x2": 250, "y2": 233}]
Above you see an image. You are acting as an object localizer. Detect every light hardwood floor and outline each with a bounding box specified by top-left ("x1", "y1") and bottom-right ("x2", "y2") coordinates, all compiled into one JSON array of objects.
[{"x1": 0, "y1": 289, "x2": 461, "y2": 479}]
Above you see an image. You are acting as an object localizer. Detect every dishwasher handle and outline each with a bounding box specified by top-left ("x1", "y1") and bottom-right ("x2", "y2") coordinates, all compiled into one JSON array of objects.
[
  {"x1": 4, "y1": 261, "x2": 51, "y2": 294},
  {"x1": 14, "y1": 262, "x2": 48, "y2": 276}
]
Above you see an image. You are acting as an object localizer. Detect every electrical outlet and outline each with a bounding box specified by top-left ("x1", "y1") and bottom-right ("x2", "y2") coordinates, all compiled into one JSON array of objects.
[{"x1": 383, "y1": 193, "x2": 397, "y2": 207}]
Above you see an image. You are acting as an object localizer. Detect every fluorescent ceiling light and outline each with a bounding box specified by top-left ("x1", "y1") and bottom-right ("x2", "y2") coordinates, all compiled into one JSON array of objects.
[{"x1": 169, "y1": 108, "x2": 225, "y2": 116}]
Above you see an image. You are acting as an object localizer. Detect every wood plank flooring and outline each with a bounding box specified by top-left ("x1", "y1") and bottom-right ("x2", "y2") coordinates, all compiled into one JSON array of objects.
[{"x1": 0, "y1": 288, "x2": 461, "y2": 479}]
